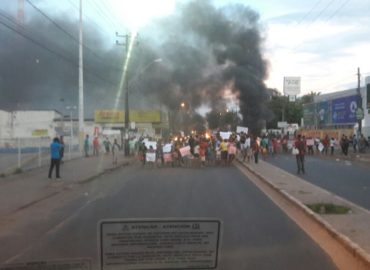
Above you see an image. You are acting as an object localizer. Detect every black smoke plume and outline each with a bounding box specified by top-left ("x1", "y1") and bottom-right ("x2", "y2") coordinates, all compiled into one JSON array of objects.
[{"x1": 0, "y1": 0, "x2": 270, "y2": 132}]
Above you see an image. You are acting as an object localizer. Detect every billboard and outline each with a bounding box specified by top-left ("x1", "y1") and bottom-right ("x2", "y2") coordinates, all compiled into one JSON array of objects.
[
  {"x1": 95, "y1": 110, "x2": 161, "y2": 123},
  {"x1": 95, "y1": 110, "x2": 124, "y2": 123},
  {"x1": 283, "y1": 77, "x2": 301, "y2": 95},
  {"x1": 316, "y1": 101, "x2": 330, "y2": 126},
  {"x1": 331, "y1": 95, "x2": 358, "y2": 124},
  {"x1": 32, "y1": 129, "x2": 48, "y2": 137}
]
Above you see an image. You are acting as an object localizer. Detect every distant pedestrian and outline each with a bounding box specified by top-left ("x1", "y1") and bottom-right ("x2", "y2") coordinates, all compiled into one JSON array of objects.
[
  {"x1": 220, "y1": 139, "x2": 228, "y2": 166},
  {"x1": 330, "y1": 137, "x2": 336, "y2": 155},
  {"x1": 322, "y1": 135, "x2": 329, "y2": 155},
  {"x1": 359, "y1": 134, "x2": 367, "y2": 153},
  {"x1": 352, "y1": 134, "x2": 358, "y2": 153},
  {"x1": 294, "y1": 134, "x2": 306, "y2": 174},
  {"x1": 340, "y1": 135, "x2": 349, "y2": 156},
  {"x1": 139, "y1": 142, "x2": 147, "y2": 165},
  {"x1": 93, "y1": 136, "x2": 99, "y2": 156},
  {"x1": 48, "y1": 137, "x2": 61, "y2": 179},
  {"x1": 84, "y1": 134, "x2": 90, "y2": 157},
  {"x1": 59, "y1": 135, "x2": 65, "y2": 163},
  {"x1": 227, "y1": 139, "x2": 237, "y2": 165},
  {"x1": 112, "y1": 138, "x2": 121, "y2": 166},
  {"x1": 103, "y1": 137, "x2": 111, "y2": 154},
  {"x1": 251, "y1": 136, "x2": 260, "y2": 164}
]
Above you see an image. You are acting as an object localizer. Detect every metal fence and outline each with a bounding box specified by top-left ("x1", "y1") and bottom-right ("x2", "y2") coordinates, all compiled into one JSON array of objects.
[{"x1": 0, "y1": 137, "x2": 80, "y2": 175}]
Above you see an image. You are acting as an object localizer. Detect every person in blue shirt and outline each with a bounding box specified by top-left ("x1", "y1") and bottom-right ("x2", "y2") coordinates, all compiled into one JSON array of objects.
[
  {"x1": 84, "y1": 134, "x2": 90, "y2": 157},
  {"x1": 48, "y1": 137, "x2": 61, "y2": 179}
]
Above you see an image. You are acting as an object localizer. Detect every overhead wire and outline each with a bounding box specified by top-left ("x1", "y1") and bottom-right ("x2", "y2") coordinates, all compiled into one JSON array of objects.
[
  {"x1": 0, "y1": 15, "x2": 119, "y2": 87},
  {"x1": 67, "y1": 0, "x2": 109, "y2": 36},
  {"x1": 87, "y1": 0, "x2": 122, "y2": 31},
  {"x1": 291, "y1": 0, "x2": 346, "y2": 52},
  {"x1": 324, "y1": 0, "x2": 351, "y2": 22},
  {"x1": 296, "y1": 0, "x2": 323, "y2": 25},
  {"x1": 305, "y1": 0, "x2": 336, "y2": 27},
  {"x1": 25, "y1": 0, "x2": 123, "y2": 72}
]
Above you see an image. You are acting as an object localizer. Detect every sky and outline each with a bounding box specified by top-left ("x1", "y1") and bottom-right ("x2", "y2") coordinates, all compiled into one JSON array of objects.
[{"x1": 4, "y1": 0, "x2": 370, "y2": 96}]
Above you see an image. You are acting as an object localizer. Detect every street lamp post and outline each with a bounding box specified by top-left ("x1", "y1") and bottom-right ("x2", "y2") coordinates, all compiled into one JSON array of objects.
[
  {"x1": 124, "y1": 58, "x2": 163, "y2": 156},
  {"x1": 66, "y1": 105, "x2": 77, "y2": 160}
]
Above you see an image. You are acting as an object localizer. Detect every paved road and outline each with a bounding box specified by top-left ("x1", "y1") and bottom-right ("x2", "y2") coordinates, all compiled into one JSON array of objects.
[
  {"x1": 0, "y1": 165, "x2": 336, "y2": 269},
  {"x1": 266, "y1": 154, "x2": 370, "y2": 210}
]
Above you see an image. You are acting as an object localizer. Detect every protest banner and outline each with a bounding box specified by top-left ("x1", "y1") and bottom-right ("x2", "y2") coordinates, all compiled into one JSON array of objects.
[
  {"x1": 220, "y1": 132, "x2": 232, "y2": 140},
  {"x1": 179, "y1": 146, "x2": 191, "y2": 157},
  {"x1": 236, "y1": 126, "x2": 248, "y2": 134},
  {"x1": 163, "y1": 144, "x2": 172, "y2": 153},
  {"x1": 146, "y1": 152, "x2": 156, "y2": 162}
]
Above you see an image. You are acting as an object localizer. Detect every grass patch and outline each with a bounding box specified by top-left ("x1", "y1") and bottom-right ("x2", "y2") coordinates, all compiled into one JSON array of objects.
[
  {"x1": 13, "y1": 168, "x2": 23, "y2": 174},
  {"x1": 306, "y1": 203, "x2": 350, "y2": 214}
]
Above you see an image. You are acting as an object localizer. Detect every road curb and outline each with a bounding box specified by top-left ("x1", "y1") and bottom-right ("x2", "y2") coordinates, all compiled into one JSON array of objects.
[
  {"x1": 77, "y1": 161, "x2": 130, "y2": 184},
  {"x1": 237, "y1": 158, "x2": 370, "y2": 268}
]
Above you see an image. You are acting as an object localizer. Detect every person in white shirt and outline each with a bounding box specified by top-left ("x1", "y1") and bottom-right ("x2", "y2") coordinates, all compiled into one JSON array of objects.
[{"x1": 330, "y1": 137, "x2": 336, "y2": 155}]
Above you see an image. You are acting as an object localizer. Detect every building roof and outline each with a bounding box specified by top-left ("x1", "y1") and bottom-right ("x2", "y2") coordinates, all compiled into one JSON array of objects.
[{"x1": 314, "y1": 87, "x2": 365, "y2": 103}]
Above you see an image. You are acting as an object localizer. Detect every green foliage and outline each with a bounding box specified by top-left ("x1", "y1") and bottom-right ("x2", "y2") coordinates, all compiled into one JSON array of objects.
[
  {"x1": 306, "y1": 203, "x2": 350, "y2": 214},
  {"x1": 266, "y1": 91, "x2": 321, "y2": 129}
]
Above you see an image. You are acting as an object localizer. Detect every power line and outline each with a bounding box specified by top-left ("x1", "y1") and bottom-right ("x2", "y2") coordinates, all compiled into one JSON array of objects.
[
  {"x1": 325, "y1": 0, "x2": 351, "y2": 22},
  {"x1": 25, "y1": 0, "x2": 122, "y2": 72},
  {"x1": 67, "y1": 0, "x2": 108, "y2": 35},
  {"x1": 296, "y1": 0, "x2": 323, "y2": 25},
  {"x1": 88, "y1": 0, "x2": 121, "y2": 31},
  {"x1": 0, "y1": 17, "x2": 119, "y2": 87},
  {"x1": 306, "y1": 0, "x2": 336, "y2": 26}
]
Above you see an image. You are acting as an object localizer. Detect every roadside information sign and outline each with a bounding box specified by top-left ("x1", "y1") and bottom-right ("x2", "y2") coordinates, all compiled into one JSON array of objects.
[{"x1": 100, "y1": 219, "x2": 221, "y2": 270}]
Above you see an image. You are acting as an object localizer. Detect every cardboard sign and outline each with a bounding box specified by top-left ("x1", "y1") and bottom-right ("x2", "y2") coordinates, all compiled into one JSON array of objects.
[
  {"x1": 143, "y1": 140, "x2": 157, "y2": 150},
  {"x1": 179, "y1": 146, "x2": 191, "y2": 157},
  {"x1": 146, "y1": 152, "x2": 156, "y2": 162},
  {"x1": 219, "y1": 132, "x2": 232, "y2": 140},
  {"x1": 163, "y1": 144, "x2": 172, "y2": 153},
  {"x1": 236, "y1": 126, "x2": 248, "y2": 134},
  {"x1": 100, "y1": 219, "x2": 221, "y2": 270},
  {"x1": 306, "y1": 139, "x2": 315, "y2": 146}
]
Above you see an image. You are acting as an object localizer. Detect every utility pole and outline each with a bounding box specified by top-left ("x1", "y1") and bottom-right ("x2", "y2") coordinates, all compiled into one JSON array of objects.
[
  {"x1": 357, "y1": 67, "x2": 362, "y2": 134},
  {"x1": 78, "y1": 0, "x2": 84, "y2": 152},
  {"x1": 116, "y1": 33, "x2": 133, "y2": 156}
]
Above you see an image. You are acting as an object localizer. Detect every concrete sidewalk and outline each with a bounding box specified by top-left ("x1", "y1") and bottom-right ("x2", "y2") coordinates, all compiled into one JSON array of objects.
[
  {"x1": 0, "y1": 153, "x2": 132, "y2": 217},
  {"x1": 237, "y1": 157, "x2": 370, "y2": 268}
]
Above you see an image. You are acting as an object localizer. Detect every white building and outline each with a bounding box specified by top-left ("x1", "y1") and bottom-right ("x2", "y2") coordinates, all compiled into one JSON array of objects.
[
  {"x1": 312, "y1": 76, "x2": 370, "y2": 137},
  {"x1": 0, "y1": 110, "x2": 11, "y2": 139}
]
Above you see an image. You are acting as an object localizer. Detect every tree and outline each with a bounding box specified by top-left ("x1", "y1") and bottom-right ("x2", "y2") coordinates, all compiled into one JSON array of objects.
[{"x1": 266, "y1": 92, "x2": 321, "y2": 129}]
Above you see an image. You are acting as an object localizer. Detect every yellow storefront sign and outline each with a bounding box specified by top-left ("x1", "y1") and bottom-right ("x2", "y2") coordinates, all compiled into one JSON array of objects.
[
  {"x1": 95, "y1": 110, "x2": 124, "y2": 123},
  {"x1": 32, "y1": 129, "x2": 48, "y2": 137},
  {"x1": 95, "y1": 110, "x2": 161, "y2": 123}
]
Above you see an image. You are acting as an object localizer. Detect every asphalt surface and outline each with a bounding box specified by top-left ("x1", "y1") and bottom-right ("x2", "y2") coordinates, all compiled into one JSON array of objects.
[
  {"x1": 0, "y1": 165, "x2": 336, "y2": 270},
  {"x1": 266, "y1": 154, "x2": 370, "y2": 210}
]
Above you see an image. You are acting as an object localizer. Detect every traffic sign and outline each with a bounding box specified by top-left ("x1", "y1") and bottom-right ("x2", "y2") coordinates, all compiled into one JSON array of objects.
[{"x1": 356, "y1": 107, "x2": 364, "y2": 120}]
